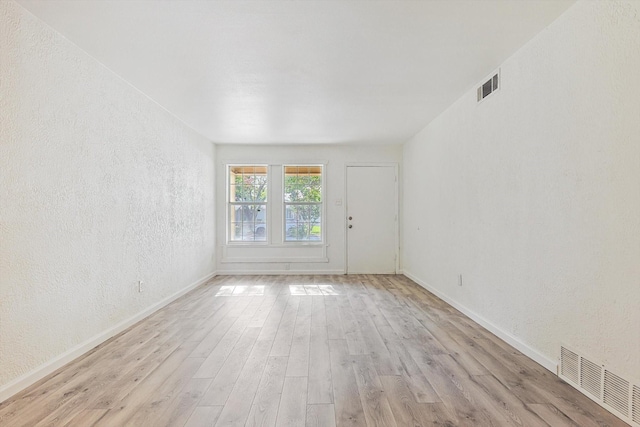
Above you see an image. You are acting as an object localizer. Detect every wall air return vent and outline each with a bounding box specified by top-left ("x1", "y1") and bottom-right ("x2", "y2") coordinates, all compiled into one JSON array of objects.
[
  {"x1": 477, "y1": 70, "x2": 499, "y2": 102},
  {"x1": 604, "y1": 370, "x2": 629, "y2": 417},
  {"x1": 560, "y1": 346, "x2": 579, "y2": 384},
  {"x1": 559, "y1": 345, "x2": 639, "y2": 427},
  {"x1": 580, "y1": 357, "x2": 602, "y2": 399}
]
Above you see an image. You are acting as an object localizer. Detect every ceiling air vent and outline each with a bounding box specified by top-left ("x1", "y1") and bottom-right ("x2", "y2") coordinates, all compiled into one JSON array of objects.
[{"x1": 477, "y1": 71, "x2": 499, "y2": 102}]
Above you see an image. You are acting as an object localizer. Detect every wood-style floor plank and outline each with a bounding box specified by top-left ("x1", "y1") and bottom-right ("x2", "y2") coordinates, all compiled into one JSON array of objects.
[
  {"x1": 350, "y1": 355, "x2": 397, "y2": 427},
  {"x1": 305, "y1": 404, "x2": 337, "y2": 427},
  {"x1": 184, "y1": 405, "x2": 224, "y2": 427},
  {"x1": 380, "y1": 375, "x2": 454, "y2": 427},
  {"x1": 270, "y1": 296, "x2": 300, "y2": 357},
  {"x1": 155, "y1": 377, "x2": 212, "y2": 427},
  {"x1": 245, "y1": 356, "x2": 288, "y2": 427},
  {"x1": 275, "y1": 377, "x2": 308, "y2": 427},
  {"x1": 308, "y1": 296, "x2": 333, "y2": 405},
  {"x1": 61, "y1": 409, "x2": 108, "y2": 427},
  {"x1": 328, "y1": 340, "x2": 367, "y2": 427},
  {"x1": 526, "y1": 403, "x2": 580, "y2": 427},
  {"x1": 0, "y1": 275, "x2": 628, "y2": 427},
  {"x1": 376, "y1": 325, "x2": 440, "y2": 404},
  {"x1": 95, "y1": 350, "x2": 204, "y2": 426},
  {"x1": 285, "y1": 297, "x2": 312, "y2": 377},
  {"x1": 213, "y1": 339, "x2": 272, "y2": 426},
  {"x1": 324, "y1": 296, "x2": 346, "y2": 340},
  {"x1": 199, "y1": 327, "x2": 261, "y2": 406}
]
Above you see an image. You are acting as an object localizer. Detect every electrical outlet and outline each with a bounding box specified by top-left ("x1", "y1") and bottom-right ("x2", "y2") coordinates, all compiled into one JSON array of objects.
[
  {"x1": 458, "y1": 274, "x2": 463, "y2": 286},
  {"x1": 138, "y1": 280, "x2": 144, "y2": 293}
]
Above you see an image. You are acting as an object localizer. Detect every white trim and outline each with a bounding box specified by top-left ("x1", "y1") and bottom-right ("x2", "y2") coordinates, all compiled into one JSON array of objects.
[
  {"x1": 0, "y1": 270, "x2": 217, "y2": 404},
  {"x1": 221, "y1": 257, "x2": 329, "y2": 263},
  {"x1": 221, "y1": 159, "x2": 330, "y2": 166},
  {"x1": 344, "y1": 162, "x2": 399, "y2": 167},
  {"x1": 223, "y1": 243, "x2": 326, "y2": 249},
  {"x1": 216, "y1": 269, "x2": 344, "y2": 275},
  {"x1": 221, "y1": 244, "x2": 328, "y2": 264},
  {"x1": 403, "y1": 270, "x2": 557, "y2": 373}
]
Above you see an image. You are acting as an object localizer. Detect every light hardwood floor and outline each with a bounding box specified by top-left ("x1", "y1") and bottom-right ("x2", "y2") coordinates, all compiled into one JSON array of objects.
[{"x1": 0, "y1": 275, "x2": 627, "y2": 426}]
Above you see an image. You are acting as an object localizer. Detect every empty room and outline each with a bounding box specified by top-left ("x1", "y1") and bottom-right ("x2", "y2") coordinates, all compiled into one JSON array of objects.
[{"x1": 1, "y1": 0, "x2": 638, "y2": 426}]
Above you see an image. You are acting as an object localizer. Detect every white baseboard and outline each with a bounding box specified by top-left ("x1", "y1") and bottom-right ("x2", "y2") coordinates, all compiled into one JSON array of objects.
[
  {"x1": 0, "y1": 271, "x2": 217, "y2": 404},
  {"x1": 216, "y1": 269, "x2": 345, "y2": 275},
  {"x1": 402, "y1": 270, "x2": 557, "y2": 373}
]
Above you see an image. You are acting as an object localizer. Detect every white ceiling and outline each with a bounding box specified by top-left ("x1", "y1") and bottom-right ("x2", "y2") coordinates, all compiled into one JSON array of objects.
[{"x1": 17, "y1": 0, "x2": 574, "y2": 145}]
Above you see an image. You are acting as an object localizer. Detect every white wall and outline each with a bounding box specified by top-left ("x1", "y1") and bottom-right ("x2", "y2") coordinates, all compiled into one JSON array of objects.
[
  {"x1": 0, "y1": 1, "x2": 216, "y2": 398},
  {"x1": 403, "y1": 0, "x2": 639, "y2": 379},
  {"x1": 216, "y1": 144, "x2": 402, "y2": 274}
]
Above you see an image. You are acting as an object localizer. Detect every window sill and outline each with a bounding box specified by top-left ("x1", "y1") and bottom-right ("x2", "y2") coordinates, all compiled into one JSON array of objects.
[
  {"x1": 225, "y1": 241, "x2": 270, "y2": 247},
  {"x1": 220, "y1": 257, "x2": 329, "y2": 264},
  {"x1": 224, "y1": 243, "x2": 326, "y2": 248}
]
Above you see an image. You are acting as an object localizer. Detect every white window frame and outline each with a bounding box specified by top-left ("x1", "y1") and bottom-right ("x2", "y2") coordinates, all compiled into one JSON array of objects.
[
  {"x1": 282, "y1": 164, "x2": 325, "y2": 244},
  {"x1": 226, "y1": 164, "x2": 269, "y2": 244}
]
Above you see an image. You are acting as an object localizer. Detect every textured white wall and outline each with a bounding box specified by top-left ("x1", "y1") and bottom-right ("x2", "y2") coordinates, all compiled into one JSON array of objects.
[
  {"x1": 216, "y1": 144, "x2": 402, "y2": 274},
  {"x1": 0, "y1": 1, "x2": 216, "y2": 392},
  {"x1": 403, "y1": 0, "x2": 639, "y2": 379}
]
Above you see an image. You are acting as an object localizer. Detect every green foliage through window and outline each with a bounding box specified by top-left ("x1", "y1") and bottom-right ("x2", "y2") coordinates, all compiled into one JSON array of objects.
[{"x1": 284, "y1": 165, "x2": 323, "y2": 241}]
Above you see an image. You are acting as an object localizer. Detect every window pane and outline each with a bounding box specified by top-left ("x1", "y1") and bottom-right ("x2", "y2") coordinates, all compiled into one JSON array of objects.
[
  {"x1": 285, "y1": 205, "x2": 299, "y2": 240},
  {"x1": 228, "y1": 165, "x2": 267, "y2": 242},
  {"x1": 230, "y1": 205, "x2": 242, "y2": 223},
  {"x1": 230, "y1": 166, "x2": 267, "y2": 175},
  {"x1": 254, "y1": 185, "x2": 267, "y2": 202},
  {"x1": 238, "y1": 183, "x2": 266, "y2": 202},
  {"x1": 242, "y1": 222, "x2": 253, "y2": 241},
  {"x1": 230, "y1": 180, "x2": 239, "y2": 202},
  {"x1": 230, "y1": 221, "x2": 242, "y2": 241},
  {"x1": 254, "y1": 204, "x2": 267, "y2": 241},
  {"x1": 229, "y1": 204, "x2": 266, "y2": 242},
  {"x1": 229, "y1": 165, "x2": 268, "y2": 203},
  {"x1": 253, "y1": 174, "x2": 267, "y2": 187},
  {"x1": 283, "y1": 165, "x2": 323, "y2": 242},
  {"x1": 305, "y1": 185, "x2": 321, "y2": 202},
  {"x1": 284, "y1": 175, "x2": 297, "y2": 201},
  {"x1": 284, "y1": 165, "x2": 322, "y2": 203},
  {"x1": 310, "y1": 222, "x2": 321, "y2": 240},
  {"x1": 285, "y1": 204, "x2": 322, "y2": 241}
]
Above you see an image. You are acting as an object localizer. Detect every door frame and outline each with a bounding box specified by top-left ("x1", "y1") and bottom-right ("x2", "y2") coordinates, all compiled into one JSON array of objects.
[{"x1": 344, "y1": 162, "x2": 399, "y2": 274}]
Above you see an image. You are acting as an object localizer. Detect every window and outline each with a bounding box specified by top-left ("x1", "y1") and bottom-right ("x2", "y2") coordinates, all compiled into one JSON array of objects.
[
  {"x1": 283, "y1": 165, "x2": 323, "y2": 242},
  {"x1": 228, "y1": 165, "x2": 268, "y2": 242}
]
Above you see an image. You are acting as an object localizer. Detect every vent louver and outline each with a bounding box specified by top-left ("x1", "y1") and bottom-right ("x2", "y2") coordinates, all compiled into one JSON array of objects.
[
  {"x1": 477, "y1": 71, "x2": 499, "y2": 102},
  {"x1": 604, "y1": 370, "x2": 629, "y2": 417},
  {"x1": 559, "y1": 345, "x2": 639, "y2": 426},
  {"x1": 633, "y1": 385, "x2": 639, "y2": 424},
  {"x1": 580, "y1": 358, "x2": 602, "y2": 399},
  {"x1": 560, "y1": 347, "x2": 579, "y2": 384}
]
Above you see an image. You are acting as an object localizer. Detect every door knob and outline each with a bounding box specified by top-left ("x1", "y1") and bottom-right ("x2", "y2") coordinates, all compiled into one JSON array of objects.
[
  {"x1": 348, "y1": 216, "x2": 353, "y2": 220},
  {"x1": 348, "y1": 225, "x2": 353, "y2": 228}
]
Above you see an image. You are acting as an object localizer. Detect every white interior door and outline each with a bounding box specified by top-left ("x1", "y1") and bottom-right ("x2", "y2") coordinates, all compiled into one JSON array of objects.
[{"x1": 346, "y1": 165, "x2": 397, "y2": 274}]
